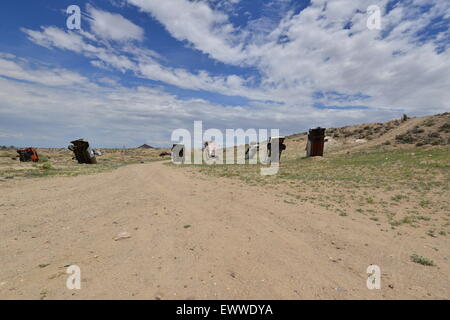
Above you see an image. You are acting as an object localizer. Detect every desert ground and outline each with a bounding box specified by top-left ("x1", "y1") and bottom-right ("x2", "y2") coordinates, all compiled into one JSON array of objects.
[{"x1": 0, "y1": 113, "x2": 449, "y2": 299}]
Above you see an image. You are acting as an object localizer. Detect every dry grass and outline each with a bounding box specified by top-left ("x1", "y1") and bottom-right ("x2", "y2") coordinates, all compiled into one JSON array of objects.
[
  {"x1": 0, "y1": 147, "x2": 170, "y2": 180},
  {"x1": 168, "y1": 144, "x2": 450, "y2": 237}
]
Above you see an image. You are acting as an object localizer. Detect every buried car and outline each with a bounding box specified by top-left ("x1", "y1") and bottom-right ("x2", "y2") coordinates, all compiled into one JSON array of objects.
[
  {"x1": 16, "y1": 147, "x2": 39, "y2": 162},
  {"x1": 245, "y1": 137, "x2": 286, "y2": 163},
  {"x1": 68, "y1": 139, "x2": 99, "y2": 164}
]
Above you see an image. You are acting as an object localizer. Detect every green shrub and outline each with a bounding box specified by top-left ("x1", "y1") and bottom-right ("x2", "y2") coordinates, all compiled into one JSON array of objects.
[
  {"x1": 428, "y1": 132, "x2": 440, "y2": 138},
  {"x1": 41, "y1": 163, "x2": 52, "y2": 170},
  {"x1": 395, "y1": 133, "x2": 416, "y2": 144},
  {"x1": 438, "y1": 123, "x2": 450, "y2": 133},
  {"x1": 419, "y1": 200, "x2": 431, "y2": 208},
  {"x1": 423, "y1": 119, "x2": 435, "y2": 127},
  {"x1": 391, "y1": 194, "x2": 407, "y2": 202},
  {"x1": 411, "y1": 254, "x2": 435, "y2": 266},
  {"x1": 430, "y1": 139, "x2": 443, "y2": 146},
  {"x1": 343, "y1": 131, "x2": 353, "y2": 137},
  {"x1": 410, "y1": 126, "x2": 424, "y2": 134}
]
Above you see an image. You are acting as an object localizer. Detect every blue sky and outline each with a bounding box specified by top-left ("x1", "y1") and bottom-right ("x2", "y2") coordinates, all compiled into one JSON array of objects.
[{"x1": 0, "y1": 0, "x2": 449, "y2": 147}]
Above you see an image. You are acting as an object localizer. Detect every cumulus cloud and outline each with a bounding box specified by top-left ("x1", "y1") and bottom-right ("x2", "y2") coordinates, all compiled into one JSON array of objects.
[
  {"x1": 0, "y1": 54, "x2": 393, "y2": 147},
  {"x1": 127, "y1": 0, "x2": 246, "y2": 64},
  {"x1": 248, "y1": 0, "x2": 450, "y2": 113},
  {"x1": 0, "y1": 55, "x2": 89, "y2": 87},
  {"x1": 21, "y1": 25, "x2": 269, "y2": 101},
  {"x1": 126, "y1": 0, "x2": 450, "y2": 114},
  {"x1": 0, "y1": 70, "x2": 398, "y2": 148},
  {"x1": 4, "y1": 0, "x2": 450, "y2": 147},
  {"x1": 86, "y1": 5, "x2": 144, "y2": 42}
]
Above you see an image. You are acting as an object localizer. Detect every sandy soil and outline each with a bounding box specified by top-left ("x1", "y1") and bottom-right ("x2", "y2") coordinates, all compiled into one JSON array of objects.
[{"x1": 0, "y1": 161, "x2": 449, "y2": 299}]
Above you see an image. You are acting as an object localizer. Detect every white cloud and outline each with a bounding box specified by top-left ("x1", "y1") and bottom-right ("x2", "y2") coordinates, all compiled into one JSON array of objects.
[
  {"x1": 0, "y1": 132, "x2": 24, "y2": 138},
  {"x1": 22, "y1": 26, "x2": 86, "y2": 53},
  {"x1": 97, "y1": 76, "x2": 120, "y2": 86},
  {"x1": 248, "y1": 0, "x2": 450, "y2": 113},
  {"x1": 0, "y1": 55, "x2": 89, "y2": 87},
  {"x1": 86, "y1": 5, "x2": 144, "y2": 42},
  {"x1": 0, "y1": 71, "x2": 398, "y2": 147},
  {"x1": 21, "y1": 25, "x2": 271, "y2": 101},
  {"x1": 127, "y1": 0, "x2": 246, "y2": 64},
  {"x1": 11, "y1": 0, "x2": 450, "y2": 148},
  {"x1": 124, "y1": 0, "x2": 450, "y2": 115},
  {"x1": 22, "y1": 26, "x2": 136, "y2": 72}
]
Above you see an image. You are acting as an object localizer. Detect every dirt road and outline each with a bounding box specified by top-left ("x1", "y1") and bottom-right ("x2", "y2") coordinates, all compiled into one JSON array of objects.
[{"x1": 0, "y1": 162, "x2": 448, "y2": 299}]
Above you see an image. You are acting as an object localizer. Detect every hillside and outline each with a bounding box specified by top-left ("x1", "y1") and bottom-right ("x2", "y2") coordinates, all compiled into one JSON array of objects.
[{"x1": 286, "y1": 112, "x2": 450, "y2": 156}]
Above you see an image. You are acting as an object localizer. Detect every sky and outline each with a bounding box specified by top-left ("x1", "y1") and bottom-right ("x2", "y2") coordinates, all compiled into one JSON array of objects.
[{"x1": 0, "y1": 0, "x2": 449, "y2": 148}]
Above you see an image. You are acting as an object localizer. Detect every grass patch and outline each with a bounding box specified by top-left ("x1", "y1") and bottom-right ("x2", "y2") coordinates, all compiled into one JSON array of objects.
[
  {"x1": 0, "y1": 152, "x2": 13, "y2": 158},
  {"x1": 171, "y1": 146, "x2": 450, "y2": 216},
  {"x1": 0, "y1": 160, "x2": 139, "y2": 179},
  {"x1": 184, "y1": 147, "x2": 450, "y2": 189},
  {"x1": 390, "y1": 216, "x2": 416, "y2": 227},
  {"x1": 391, "y1": 194, "x2": 408, "y2": 202},
  {"x1": 410, "y1": 254, "x2": 435, "y2": 266},
  {"x1": 419, "y1": 200, "x2": 432, "y2": 208},
  {"x1": 41, "y1": 163, "x2": 52, "y2": 170},
  {"x1": 426, "y1": 229, "x2": 437, "y2": 237}
]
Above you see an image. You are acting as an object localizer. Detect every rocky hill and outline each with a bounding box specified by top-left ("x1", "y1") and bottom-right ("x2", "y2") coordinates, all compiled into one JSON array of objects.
[{"x1": 287, "y1": 112, "x2": 450, "y2": 154}]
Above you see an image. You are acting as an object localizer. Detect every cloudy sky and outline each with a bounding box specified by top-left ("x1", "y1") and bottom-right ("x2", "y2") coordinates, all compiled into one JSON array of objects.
[{"x1": 0, "y1": 0, "x2": 449, "y2": 147}]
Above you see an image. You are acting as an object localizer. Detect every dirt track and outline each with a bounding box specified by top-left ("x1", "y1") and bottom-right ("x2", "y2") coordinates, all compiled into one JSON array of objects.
[{"x1": 0, "y1": 162, "x2": 449, "y2": 299}]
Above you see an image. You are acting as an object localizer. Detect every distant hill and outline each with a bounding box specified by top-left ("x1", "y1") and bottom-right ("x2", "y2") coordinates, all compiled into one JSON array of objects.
[{"x1": 138, "y1": 144, "x2": 155, "y2": 149}]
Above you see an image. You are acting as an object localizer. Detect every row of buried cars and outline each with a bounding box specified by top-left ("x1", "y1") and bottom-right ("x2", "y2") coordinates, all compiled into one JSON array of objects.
[
  {"x1": 16, "y1": 127, "x2": 326, "y2": 165},
  {"x1": 16, "y1": 139, "x2": 99, "y2": 164},
  {"x1": 170, "y1": 127, "x2": 326, "y2": 163}
]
